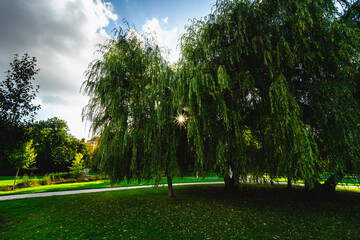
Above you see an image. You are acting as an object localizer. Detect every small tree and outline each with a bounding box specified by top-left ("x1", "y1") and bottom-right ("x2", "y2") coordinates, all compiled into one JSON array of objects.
[
  {"x1": 0, "y1": 53, "x2": 40, "y2": 125},
  {"x1": 9, "y1": 140, "x2": 37, "y2": 190},
  {"x1": 69, "y1": 153, "x2": 85, "y2": 178},
  {"x1": 0, "y1": 54, "x2": 40, "y2": 176}
]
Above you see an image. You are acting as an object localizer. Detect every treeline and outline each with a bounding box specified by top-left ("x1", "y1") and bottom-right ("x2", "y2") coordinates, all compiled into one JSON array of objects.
[
  {"x1": 29, "y1": 117, "x2": 97, "y2": 174},
  {"x1": 82, "y1": 0, "x2": 360, "y2": 197},
  {"x1": 0, "y1": 117, "x2": 98, "y2": 176}
]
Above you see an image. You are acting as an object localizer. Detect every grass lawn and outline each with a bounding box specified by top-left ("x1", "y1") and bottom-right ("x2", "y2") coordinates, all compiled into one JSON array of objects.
[
  {"x1": 1, "y1": 174, "x2": 358, "y2": 197},
  {"x1": 0, "y1": 177, "x2": 15, "y2": 186},
  {"x1": 0, "y1": 176, "x2": 223, "y2": 195},
  {"x1": 1, "y1": 184, "x2": 360, "y2": 239},
  {"x1": 0, "y1": 175, "x2": 48, "y2": 187}
]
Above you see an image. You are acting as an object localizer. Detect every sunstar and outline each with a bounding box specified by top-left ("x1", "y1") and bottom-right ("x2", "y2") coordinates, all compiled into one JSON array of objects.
[{"x1": 174, "y1": 113, "x2": 188, "y2": 127}]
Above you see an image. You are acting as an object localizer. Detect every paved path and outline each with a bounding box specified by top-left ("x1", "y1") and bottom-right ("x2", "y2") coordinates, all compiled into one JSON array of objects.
[
  {"x1": 1, "y1": 181, "x2": 358, "y2": 201},
  {"x1": 0, "y1": 182, "x2": 225, "y2": 201}
]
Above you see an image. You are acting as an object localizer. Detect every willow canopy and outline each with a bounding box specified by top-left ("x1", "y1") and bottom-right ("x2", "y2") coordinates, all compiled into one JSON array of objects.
[
  {"x1": 82, "y1": 27, "x2": 190, "y2": 197},
  {"x1": 179, "y1": 0, "x2": 360, "y2": 191}
]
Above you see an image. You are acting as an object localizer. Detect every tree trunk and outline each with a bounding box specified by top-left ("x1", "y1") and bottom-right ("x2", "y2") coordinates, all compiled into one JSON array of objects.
[
  {"x1": 224, "y1": 175, "x2": 235, "y2": 192},
  {"x1": 167, "y1": 176, "x2": 174, "y2": 198},
  {"x1": 309, "y1": 170, "x2": 344, "y2": 197},
  {"x1": 321, "y1": 170, "x2": 344, "y2": 193},
  {"x1": 287, "y1": 177, "x2": 292, "y2": 190},
  {"x1": 12, "y1": 168, "x2": 20, "y2": 190}
]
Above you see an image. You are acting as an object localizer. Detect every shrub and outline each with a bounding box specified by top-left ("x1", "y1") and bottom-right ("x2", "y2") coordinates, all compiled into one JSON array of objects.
[
  {"x1": 39, "y1": 174, "x2": 51, "y2": 185},
  {"x1": 1, "y1": 185, "x2": 13, "y2": 191},
  {"x1": 94, "y1": 174, "x2": 108, "y2": 181},
  {"x1": 16, "y1": 174, "x2": 38, "y2": 188},
  {"x1": 21, "y1": 174, "x2": 32, "y2": 188},
  {"x1": 49, "y1": 172, "x2": 72, "y2": 181}
]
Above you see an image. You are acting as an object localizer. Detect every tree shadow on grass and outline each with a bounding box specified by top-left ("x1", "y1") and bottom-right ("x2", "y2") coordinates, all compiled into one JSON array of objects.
[{"x1": 0, "y1": 217, "x2": 13, "y2": 225}]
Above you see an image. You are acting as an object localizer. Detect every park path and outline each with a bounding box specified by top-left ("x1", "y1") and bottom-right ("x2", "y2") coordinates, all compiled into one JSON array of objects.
[
  {"x1": 0, "y1": 182, "x2": 224, "y2": 201},
  {"x1": 0, "y1": 181, "x2": 358, "y2": 201}
]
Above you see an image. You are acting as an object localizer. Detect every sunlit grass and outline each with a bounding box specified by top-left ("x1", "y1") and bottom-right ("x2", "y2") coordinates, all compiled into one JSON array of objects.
[
  {"x1": 336, "y1": 185, "x2": 360, "y2": 193},
  {"x1": 0, "y1": 178, "x2": 15, "y2": 186},
  {"x1": 0, "y1": 184, "x2": 359, "y2": 239},
  {"x1": 1, "y1": 173, "x2": 358, "y2": 196},
  {"x1": 0, "y1": 175, "x2": 47, "y2": 187},
  {"x1": 0, "y1": 176, "x2": 223, "y2": 195}
]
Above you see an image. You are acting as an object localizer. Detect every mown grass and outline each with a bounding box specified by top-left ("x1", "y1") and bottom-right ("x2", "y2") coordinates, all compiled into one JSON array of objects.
[
  {"x1": 0, "y1": 176, "x2": 223, "y2": 195},
  {"x1": 1, "y1": 174, "x2": 358, "y2": 197},
  {"x1": 0, "y1": 177, "x2": 15, "y2": 186},
  {"x1": 0, "y1": 175, "x2": 49, "y2": 187},
  {"x1": 0, "y1": 184, "x2": 359, "y2": 239}
]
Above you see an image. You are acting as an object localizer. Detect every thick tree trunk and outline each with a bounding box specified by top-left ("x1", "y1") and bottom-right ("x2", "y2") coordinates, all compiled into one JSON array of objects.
[
  {"x1": 308, "y1": 170, "x2": 344, "y2": 197},
  {"x1": 224, "y1": 175, "x2": 235, "y2": 192},
  {"x1": 167, "y1": 176, "x2": 174, "y2": 198},
  {"x1": 287, "y1": 177, "x2": 292, "y2": 190},
  {"x1": 12, "y1": 168, "x2": 20, "y2": 190},
  {"x1": 321, "y1": 170, "x2": 344, "y2": 193}
]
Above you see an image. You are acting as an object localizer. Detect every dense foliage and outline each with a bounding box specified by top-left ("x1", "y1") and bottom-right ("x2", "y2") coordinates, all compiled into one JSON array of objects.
[
  {"x1": 0, "y1": 116, "x2": 93, "y2": 176},
  {"x1": 30, "y1": 117, "x2": 93, "y2": 174}
]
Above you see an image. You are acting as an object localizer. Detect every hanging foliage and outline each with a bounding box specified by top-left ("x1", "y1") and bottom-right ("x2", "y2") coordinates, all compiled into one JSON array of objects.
[
  {"x1": 82, "y1": 25, "x2": 191, "y2": 197},
  {"x1": 179, "y1": 0, "x2": 360, "y2": 190}
]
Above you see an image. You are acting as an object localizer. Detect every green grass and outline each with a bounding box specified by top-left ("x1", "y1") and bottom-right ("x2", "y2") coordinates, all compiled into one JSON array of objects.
[
  {"x1": 0, "y1": 176, "x2": 15, "y2": 186},
  {"x1": 1, "y1": 174, "x2": 358, "y2": 196},
  {"x1": 0, "y1": 184, "x2": 359, "y2": 239},
  {"x1": 0, "y1": 176, "x2": 223, "y2": 195},
  {"x1": 0, "y1": 175, "x2": 48, "y2": 187}
]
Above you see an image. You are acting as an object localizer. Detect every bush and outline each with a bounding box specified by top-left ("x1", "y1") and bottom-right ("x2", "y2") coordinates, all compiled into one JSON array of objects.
[
  {"x1": 18, "y1": 174, "x2": 38, "y2": 188},
  {"x1": 21, "y1": 174, "x2": 32, "y2": 188},
  {"x1": 49, "y1": 172, "x2": 72, "y2": 181},
  {"x1": 1, "y1": 185, "x2": 13, "y2": 191},
  {"x1": 94, "y1": 174, "x2": 108, "y2": 181},
  {"x1": 39, "y1": 174, "x2": 51, "y2": 185}
]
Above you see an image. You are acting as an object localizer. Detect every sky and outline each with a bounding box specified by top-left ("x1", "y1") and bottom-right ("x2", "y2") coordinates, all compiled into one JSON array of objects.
[{"x1": 0, "y1": 0, "x2": 215, "y2": 140}]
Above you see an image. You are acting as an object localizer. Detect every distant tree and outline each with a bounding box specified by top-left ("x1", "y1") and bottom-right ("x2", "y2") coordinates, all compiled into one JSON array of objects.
[
  {"x1": 0, "y1": 53, "x2": 40, "y2": 125},
  {"x1": 76, "y1": 140, "x2": 94, "y2": 169},
  {"x1": 9, "y1": 140, "x2": 37, "y2": 190},
  {"x1": 88, "y1": 138, "x2": 102, "y2": 172},
  {"x1": 0, "y1": 53, "x2": 40, "y2": 176},
  {"x1": 69, "y1": 153, "x2": 85, "y2": 178},
  {"x1": 31, "y1": 117, "x2": 77, "y2": 173}
]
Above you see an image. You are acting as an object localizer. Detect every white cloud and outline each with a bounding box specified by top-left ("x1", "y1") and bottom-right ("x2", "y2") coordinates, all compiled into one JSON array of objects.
[
  {"x1": 142, "y1": 17, "x2": 179, "y2": 63},
  {"x1": 0, "y1": 0, "x2": 117, "y2": 140},
  {"x1": 162, "y1": 17, "x2": 169, "y2": 24}
]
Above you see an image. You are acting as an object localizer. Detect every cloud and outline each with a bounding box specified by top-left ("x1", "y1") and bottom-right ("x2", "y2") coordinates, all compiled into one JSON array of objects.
[
  {"x1": 0, "y1": 0, "x2": 117, "y2": 139},
  {"x1": 142, "y1": 17, "x2": 179, "y2": 63},
  {"x1": 162, "y1": 17, "x2": 169, "y2": 24}
]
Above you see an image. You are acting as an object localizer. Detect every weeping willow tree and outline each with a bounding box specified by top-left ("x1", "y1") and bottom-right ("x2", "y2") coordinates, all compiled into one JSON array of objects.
[
  {"x1": 82, "y1": 27, "x2": 190, "y2": 197},
  {"x1": 179, "y1": 0, "x2": 360, "y2": 191}
]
